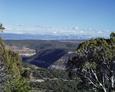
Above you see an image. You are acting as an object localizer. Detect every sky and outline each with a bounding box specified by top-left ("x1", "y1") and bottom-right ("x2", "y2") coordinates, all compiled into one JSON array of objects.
[{"x1": 0, "y1": 0, "x2": 115, "y2": 37}]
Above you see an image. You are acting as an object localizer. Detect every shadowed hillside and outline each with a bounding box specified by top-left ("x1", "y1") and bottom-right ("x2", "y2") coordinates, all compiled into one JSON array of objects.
[{"x1": 23, "y1": 49, "x2": 68, "y2": 68}]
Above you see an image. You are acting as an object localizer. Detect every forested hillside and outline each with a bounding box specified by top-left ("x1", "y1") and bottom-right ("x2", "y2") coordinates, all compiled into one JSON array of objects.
[
  {"x1": 5, "y1": 40, "x2": 83, "y2": 51},
  {"x1": 67, "y1": 32, "x2": 115, "y2": 92}
]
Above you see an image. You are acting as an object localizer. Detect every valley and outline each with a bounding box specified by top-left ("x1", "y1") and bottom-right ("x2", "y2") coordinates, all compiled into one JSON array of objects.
[
  {"x1": 3, "y1": 40, "x2": 82, "y2": 91},
  {"x1": 0, "y1": 33, "x2": 114, "y2": 92},
  {"x1": 5, "y1": 40, "x2": 82, "y2": 69},
  {"x1": 0, "y1": 0, "x2": 115, "y2": 91}
]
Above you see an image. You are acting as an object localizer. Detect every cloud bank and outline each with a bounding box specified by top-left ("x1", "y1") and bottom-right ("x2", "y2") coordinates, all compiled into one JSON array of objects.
[{"x1": 4, "y1": 24, "x2": 112, "y2": 38}]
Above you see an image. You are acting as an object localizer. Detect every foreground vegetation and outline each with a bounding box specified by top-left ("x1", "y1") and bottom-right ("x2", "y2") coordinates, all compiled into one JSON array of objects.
[
  {"x1": 67, "y1": 32, "x2": 115, "y2": 92},
  {"x1": 0, "y1": 24, "x2": 30, "y2": 91},
  {"x1": 0, "y1": 39, "x2": 31, "y2": 92}
]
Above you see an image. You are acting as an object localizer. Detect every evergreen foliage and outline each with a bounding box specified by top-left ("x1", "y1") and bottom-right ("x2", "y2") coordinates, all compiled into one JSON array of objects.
[
  {"x1": 0, "y1": 38, "x2": 31, "y2": 92},
  {"x1": 67, "y1": 33, "x2": 115, "y2": 92}
]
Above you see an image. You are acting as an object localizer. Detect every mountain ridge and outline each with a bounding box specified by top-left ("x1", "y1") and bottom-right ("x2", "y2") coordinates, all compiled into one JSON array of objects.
[{"x1": 0, "y1": 33, "x2": 92, "y2": 40}]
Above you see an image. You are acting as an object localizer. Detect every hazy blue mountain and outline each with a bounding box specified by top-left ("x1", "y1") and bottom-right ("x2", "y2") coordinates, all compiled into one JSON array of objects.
[{"x1": 0, "y1": 33, "x2": 91, "y2": 40}]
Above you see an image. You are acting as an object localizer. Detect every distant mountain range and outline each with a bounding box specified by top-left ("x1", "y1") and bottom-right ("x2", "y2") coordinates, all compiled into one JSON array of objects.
[{"x1": 0, "y1": 33, "x2": 91, "y2": 40}]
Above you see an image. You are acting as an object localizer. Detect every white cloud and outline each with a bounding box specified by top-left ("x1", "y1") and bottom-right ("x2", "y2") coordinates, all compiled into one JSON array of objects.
[
  {"x1": 80, "y1": 30, "x2": 85, "y2": 34},
  {"x1": 4, "y1": 24, "x2": 112, "y2": 38},
  {"x1": 73, "y1": 26, "x2": 79, "y2": 30},
  {"x1": 97, "y1": 31, "x2": 103, "y2": 34}
]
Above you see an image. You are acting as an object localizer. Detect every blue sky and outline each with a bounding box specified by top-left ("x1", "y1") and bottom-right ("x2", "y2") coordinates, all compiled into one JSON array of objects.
[{"x1": 0, "y1": 0, "x2": 115, "y2": 37}]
